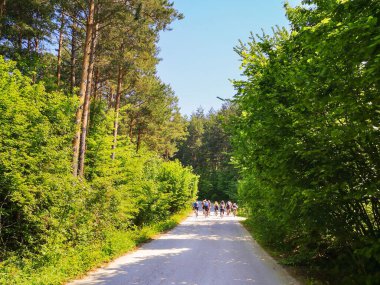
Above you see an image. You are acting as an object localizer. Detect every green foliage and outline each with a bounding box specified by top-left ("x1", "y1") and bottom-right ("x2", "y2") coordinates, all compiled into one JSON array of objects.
[
  {"x1": 232, "y1": 0, "x2": 380, "y2": 283},
  {"x1": 0, "y1": 56, "x2": 76, "y2": 253},
  {"x1": 124, "y1": 77, "x2": 188, "y2": 158},
  {"x1": 176, "y1": 105, "x2": 239, "y2": 201},
  {"x1": 0, "y1": 57, "x2": 198, "y2": 283},
  {"x1": 0, "y1": 0, "x2": 56, "y2": 78}
]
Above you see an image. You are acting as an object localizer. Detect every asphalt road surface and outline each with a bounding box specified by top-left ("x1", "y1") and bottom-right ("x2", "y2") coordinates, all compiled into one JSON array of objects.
[{"x1": 68, "y1": 212, "x2": 299, "y2": 285}]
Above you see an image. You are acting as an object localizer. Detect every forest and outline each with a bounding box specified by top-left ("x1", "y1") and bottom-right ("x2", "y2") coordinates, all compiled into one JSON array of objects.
[
  {"x1": 0, "y1": 0, "x2": 198, "y2": 283},
  {"x1": 1, "y1": 0, "x2": 380, "y2": 284}
]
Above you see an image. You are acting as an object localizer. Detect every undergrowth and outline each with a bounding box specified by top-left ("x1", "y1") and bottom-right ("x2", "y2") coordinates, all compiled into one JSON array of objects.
[{"x1": 1, "y1": 211, "x2": 189, "y2": 285}]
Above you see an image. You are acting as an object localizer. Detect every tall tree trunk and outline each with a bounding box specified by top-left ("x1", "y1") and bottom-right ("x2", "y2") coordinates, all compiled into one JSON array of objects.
[
  {"x1": 108, "y1": 86, "x2": 114, "y2": 108},
  {"x1": 34, "y1": 37, "x2": 39, "y2": 52},
  {"x1": 129, "y1": 118, "x2": 134, "y2": 140},
  {"x1": 72, "y1": 0, "x2": 95, "y2": 176},
  {"x1": 371, "y1": 198, "x2": 380, "y2": 229},
  {"x1": 111, "y1": 66, "x2": 123, "y2": 159},
  {"x1": 70, "y1": 18, "x2": 77, "y2": 93},
  {"x1": 0, "y1": 0, "x2": 6, "y2": 17},
  {"x1": 18, "y1": 33, "x2": 22, "y2": 50},
  {"x1": 32, "y1": 37, "x2": 39, "y2": 83},
  {"x1": 57, "y1": 11, "x2": 65, "y2": 87},
  {"x1": 93, "y1": 67, "x2": 99, "y2": 100},
  {"x1": 136, "y1": 124, "x2": 141, "y2": 153},
  {"x1": 78, "y1": 23, "x2": 98, "y2": 177},
  {"x1": 27, "y1": 38, "x2": 31, "y2": 53}
]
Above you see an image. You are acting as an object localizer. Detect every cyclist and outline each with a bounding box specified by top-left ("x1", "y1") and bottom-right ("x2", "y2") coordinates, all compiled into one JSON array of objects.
[
  {"x1": 226, "y1": 200, "x2": 231, "y2": 216},
  {"x1": 214, "y1": 201, "x2": 219, "y2": 216},
  {"x1": 203, "y1": 199, "x2": 209, "y2": 218},
  {"x1": 192, "y1": 201, "x2": 199, "y2": 217},
  {"x1": 232, "y1": 202, "x2": 238, "y2": 217},
  {"x1": 220, "y1": 200, "x2": 225, "y2": 218}
]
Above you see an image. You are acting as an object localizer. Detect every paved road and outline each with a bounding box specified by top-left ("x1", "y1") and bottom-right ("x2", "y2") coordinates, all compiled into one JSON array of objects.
[{"x1": 68, "y1": 213, "x2": 299, "y2": 285}]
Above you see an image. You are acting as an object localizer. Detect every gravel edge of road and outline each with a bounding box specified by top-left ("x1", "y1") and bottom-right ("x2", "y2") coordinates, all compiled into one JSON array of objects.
[{"x1": 239, "y1": 220, "x2": 304, "y2": 285}]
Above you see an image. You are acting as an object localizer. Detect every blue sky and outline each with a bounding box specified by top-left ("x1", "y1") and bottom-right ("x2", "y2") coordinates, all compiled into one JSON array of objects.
[{"x1": 157, "y1": 0, "x2": 302, "y2": 116}]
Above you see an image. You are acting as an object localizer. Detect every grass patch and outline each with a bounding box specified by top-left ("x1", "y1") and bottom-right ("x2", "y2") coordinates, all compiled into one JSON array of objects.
[{"x1": 1, "y1": 210, "x2": 190, "y2": 285}]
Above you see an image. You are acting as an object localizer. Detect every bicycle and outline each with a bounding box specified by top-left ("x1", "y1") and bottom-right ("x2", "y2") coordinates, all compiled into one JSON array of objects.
[
  {"x1": 193, "y1": 207, "x2": 198, "y2": 217},
  {"x1": 232, "y1": 203, "x2": 238, "y2": 217},
  {"x1": 204, "y1": 206, "x2": 209, "y2": 218}
]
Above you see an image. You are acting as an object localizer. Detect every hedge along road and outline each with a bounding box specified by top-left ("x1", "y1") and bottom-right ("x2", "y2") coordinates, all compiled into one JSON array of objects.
[{"x1": 68, "y1": 212, "x2": 299, "y2": 285}]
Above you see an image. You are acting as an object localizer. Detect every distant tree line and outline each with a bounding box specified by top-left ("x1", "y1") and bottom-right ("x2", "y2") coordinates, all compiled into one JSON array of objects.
[{"x1": 176, "y1": 105, "x2": 239, "y2": 201}]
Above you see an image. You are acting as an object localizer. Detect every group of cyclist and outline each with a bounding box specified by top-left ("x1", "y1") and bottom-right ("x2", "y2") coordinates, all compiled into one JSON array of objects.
[{"x1": 192, "y1": 199, "x2": 238, "y2": 218}]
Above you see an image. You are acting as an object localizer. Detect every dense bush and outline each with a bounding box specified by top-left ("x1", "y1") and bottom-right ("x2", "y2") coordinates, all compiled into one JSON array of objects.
[
  {"x1": 0, "y1": 56, "x2": 76, "y2": 253},
  {"x1": 0, "y1": 57, "x2": 198, "y2": 283},
  {"x1": 232, "y1": 0, "x2": 380, "y2": 283}
]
